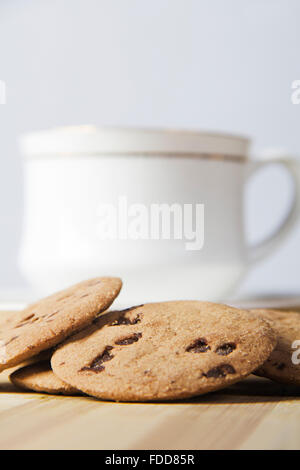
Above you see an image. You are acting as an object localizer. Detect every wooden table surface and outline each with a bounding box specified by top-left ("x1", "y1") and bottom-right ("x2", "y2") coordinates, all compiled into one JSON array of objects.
[{"x1": 0, "y1": 369, "x2": 300, "y2": 450}]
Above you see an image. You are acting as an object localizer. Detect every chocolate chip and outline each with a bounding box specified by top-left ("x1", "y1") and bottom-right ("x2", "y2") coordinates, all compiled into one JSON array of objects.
[
  {"x1": 272, "y1": 361, "x2": 286, "y2": 371},
  {"x1": 186, "y1": 338, "x2": 210, "y2": 353},
  {"x1": 115, "y1": 333, "x2": 142, "y2": 345},
  {"x1": 80, "y1": 346, "x2": 114, "y2": 373},
  {"x1": 46, "y1": 311, "x2": 59, "y2": 319},
  {"x1": 22, "y1": 314, "x2": 35, "y2": 322},
  {"x1": 215, "y1": 342, "x2": 236, "y2": 356},
  {"x1": 203, "y1": 363, "x2": 236, "y2": 378},
  {"x1": 15, "y1": 315, "x2": 39, "y2": 328},
  {"x1": 111, "y1": 314, "x2": 141, "y2": 326}
]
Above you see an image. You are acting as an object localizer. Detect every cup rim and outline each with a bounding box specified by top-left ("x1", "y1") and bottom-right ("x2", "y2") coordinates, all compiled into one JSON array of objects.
[{"x1": 19, "y1": 125, "x2": 250, "y2": 160}]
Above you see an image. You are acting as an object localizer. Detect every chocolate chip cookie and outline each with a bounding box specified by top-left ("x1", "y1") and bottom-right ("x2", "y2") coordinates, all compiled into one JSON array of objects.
[
  {"x1": 0, "y1": 277, "x2": 122, "y2": 372},
  {"x1": 252, "y1": 309, "x2": 300, "y2": 385},
  {"x1": 10, "y1": 361, "x2": 79, "y2": 395},
  {"x1": 52, "y1": 301, "x2": 276, "y2": 401}
]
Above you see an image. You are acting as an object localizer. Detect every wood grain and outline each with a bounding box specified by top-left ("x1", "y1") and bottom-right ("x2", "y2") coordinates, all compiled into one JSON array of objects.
[{"x1": 0, "y1": 370, "x2": 299, "y2": 450}]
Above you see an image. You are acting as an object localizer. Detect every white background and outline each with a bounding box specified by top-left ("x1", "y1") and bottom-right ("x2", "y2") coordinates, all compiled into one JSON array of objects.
[{"x1": 0, "y1": 0, "x2": 299, "y2": 298}]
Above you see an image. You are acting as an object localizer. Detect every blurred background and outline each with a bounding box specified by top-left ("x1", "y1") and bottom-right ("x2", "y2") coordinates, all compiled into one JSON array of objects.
[{"x1": 0, "y1": 0, "x2": 299, "y2": 300}]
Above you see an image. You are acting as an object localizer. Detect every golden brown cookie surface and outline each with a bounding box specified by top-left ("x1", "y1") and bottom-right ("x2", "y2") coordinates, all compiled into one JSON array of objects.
[
  {"x1": 0, "y1": 311, "x2": 18, "y2": 331},
  {"x1": 0, "y1": 277, "x2": 122, "y2": 372},
  {"x1": 52, "y1": 301, "x2": 276, "y2": 401},
  {"x1": 10, "y1": 361, "x2": 79, "y2": 395},
  {"x1": 252, "y1": 309, "x2": 300, "y2": 385}
]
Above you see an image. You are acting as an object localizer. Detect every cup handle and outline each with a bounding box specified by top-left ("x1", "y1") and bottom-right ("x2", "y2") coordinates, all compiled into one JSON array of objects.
[{"x1": 246, "y1": 152, "x2": 300, "y2": 264}]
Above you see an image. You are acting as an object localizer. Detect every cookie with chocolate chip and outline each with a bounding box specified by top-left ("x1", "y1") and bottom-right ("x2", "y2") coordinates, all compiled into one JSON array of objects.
[
  {"x1": 51, "y1": 301, "x2": 276, "y2": 401},
  {"x1": 10, "y1": 361, "x2": 79, "y2": 395},
  {"x1": 252, "y1": 309, "x2": 300, "y2": 385},
  {"x1": 0, "y1": 277, "x2": 122, "y2": 372}
]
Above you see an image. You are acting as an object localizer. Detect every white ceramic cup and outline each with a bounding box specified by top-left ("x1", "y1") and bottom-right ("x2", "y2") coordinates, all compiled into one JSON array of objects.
[{"x1": 19, "y1": 126, "x2": 300, "y2": 304}]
